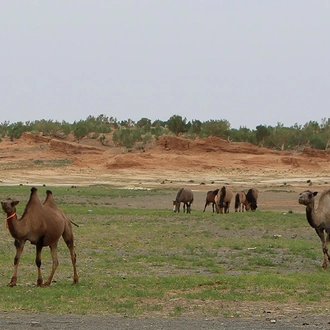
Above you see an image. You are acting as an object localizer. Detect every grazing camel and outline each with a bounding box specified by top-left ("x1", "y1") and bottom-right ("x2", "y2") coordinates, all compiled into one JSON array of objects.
[
  {"x1": 215, "y1": 186, "x2": 233, "y2": 214},
  {"x1": 173, "y1": 188, "x2": 194, "y2": 213},
  {"x1": 298, "y1": 189, "x2": 330, "y2": 269},
  {"x1": 203, "y1": 189, "x2": 219, "y2": 212},
  {"x1": 245, "y1": 188, "x2": 259, "y2": 211},
  {"x1": 1, "y1": 187, "x2": 78, "y2": 287},
  {"x1": 234, "y1": 191, "x2": 246, "y2": 212}
]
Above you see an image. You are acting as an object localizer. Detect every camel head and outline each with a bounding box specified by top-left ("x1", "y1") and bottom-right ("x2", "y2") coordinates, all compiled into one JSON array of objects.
[
  {"x1": 1, "y1": 198, "x2": 19, "y2": 215},
  {"x1": 298, "y1": 190, "x2": 318, "y2": 206},
  {"x1": 173, "y1": 200, "x2": 179, "y2": 212}
]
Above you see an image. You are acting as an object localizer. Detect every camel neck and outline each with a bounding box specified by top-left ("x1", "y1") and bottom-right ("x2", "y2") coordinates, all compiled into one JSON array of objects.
[{"x1": 306, "y1": 206, "x2": 321, "y2": 229}]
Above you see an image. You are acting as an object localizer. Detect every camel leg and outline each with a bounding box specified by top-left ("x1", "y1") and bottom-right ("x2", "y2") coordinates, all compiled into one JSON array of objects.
[
  {"x1": 325, "y1": 233, "x2": 330, "y2": 266},
  {"x1": 63, "y1": 234, "x2": 79, "y2": 284},
  {"x1": 35, "y1": 242, "x2": 44, "y2": 286},
  {"x1": 225, "y1": 202, "x2": 229, "y2": 213},
  {"x1": 62, "y1": 222, "x2": 79, "y2": 284},
  {"x1": 316, "y1": 229, "x2": 329, "y2": 269},
  {"x1": 203, "y1": 202, "x2": 207, "y2": 212},
  {"x1": 43, "y1": 243, "x2": 59, "y2": 286},
  {"x1": 322, "y1": 243, "x2": 329, "y2": 269},
  {"x1": 9, "y1": 239, "x2": 25, "y2": 287}
]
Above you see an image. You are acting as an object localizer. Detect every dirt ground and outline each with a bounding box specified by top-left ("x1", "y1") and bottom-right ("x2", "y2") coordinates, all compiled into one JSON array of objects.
[
  {"x1": 1, "y1": 133, "x2": 330, "y2": 329},
  {"x1": 1, "y1": 132, "x2": 330, "y2": 192}
]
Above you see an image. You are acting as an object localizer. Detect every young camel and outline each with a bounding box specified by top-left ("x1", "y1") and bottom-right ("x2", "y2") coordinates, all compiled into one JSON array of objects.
[
  {"x1": 298, "y1": 189, "x2": 330, "y2": 269},
  {"x1": 1, "y1": 187, "x2": 78, "y2": 287},
  {"x1": 234, "y1": 191, "x2": 246, "y2": 212}
]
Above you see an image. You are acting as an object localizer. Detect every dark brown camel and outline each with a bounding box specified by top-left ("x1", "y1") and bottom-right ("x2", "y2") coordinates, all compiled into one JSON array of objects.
[
  {"x1": 298, "y1": 189, "x2": 330, "y2": 269},
  {"x1": 244, "y1": 188, "x2": 259, "y2": 211},
  {"x1": 215, "y1": 186, "x2": 234, "y2": 214},
  {"x1": 1, "y1": 187, "x2": 78, "y2": 287},
  {"x1": 203, "y1": 189, "x2": 219, "y2": 212}
]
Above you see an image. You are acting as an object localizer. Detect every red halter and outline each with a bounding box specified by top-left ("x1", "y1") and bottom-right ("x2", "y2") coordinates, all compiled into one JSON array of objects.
[{"x1": 5, "y1": 213, "x2": 16, "y2": 229}]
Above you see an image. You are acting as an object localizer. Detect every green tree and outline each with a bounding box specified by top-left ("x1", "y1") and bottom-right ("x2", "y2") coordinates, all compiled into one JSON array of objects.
[
  {"x1": 228, "y1": 127, "x2": 254, "y2": 143},
  {"x1": 8, "y1": 122, "x2": 26, "y2": 140},
  {"x1": 199, "y1": 120, "x2": 230, "y2": 138},
  {"x1": 310, "y1": 136, "x2": 326, "y2": 150},
  {"x1": 136, "y1": 117, "x2": 151, "y2": 133},
  {"x1": 136, "y1": 117, "x2": 151, "y2": 128},
  {"x1": 152, "y1": 119, "x2": 167, "y2": 127},
  {"x1": 266, "y1": 123, "x2": 292, "y2": 150},
  {"x1": 73, "y1": 124, "x2": 88, "y2": 141},
  {"x1": 320, "y1": 118, "x2": 330, "y2": 150},
  {"x1": 0, "y1": 121, "x2": 10, "y2": 138},
  {"x1": 167, "y1": 115, "x2": 188, "y2": 136},
  {"x1": 255, "y1": 125, "x2": 270, "y2": 146},
  {"x1": 112, "y1": 128, "x2": 143, "y2": 148}
]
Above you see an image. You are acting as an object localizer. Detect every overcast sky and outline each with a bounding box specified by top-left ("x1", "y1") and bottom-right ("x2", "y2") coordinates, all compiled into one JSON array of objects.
[{"x1": 1, "y1": 1, "x2": 329, "y2": 129}]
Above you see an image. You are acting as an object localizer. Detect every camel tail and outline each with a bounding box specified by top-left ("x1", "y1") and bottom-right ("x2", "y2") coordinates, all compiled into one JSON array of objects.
[
  {"x1": 235, "y1": 193, "x2": 239, "y2": 209},
  {"x1": 70, "y1": 220, "x2": 79, "y2": 227}
]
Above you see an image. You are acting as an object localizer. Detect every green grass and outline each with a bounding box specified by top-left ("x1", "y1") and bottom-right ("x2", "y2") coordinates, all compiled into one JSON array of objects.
[{"x1": 0, "y1": 186, "x2": 327, "y2": 317}]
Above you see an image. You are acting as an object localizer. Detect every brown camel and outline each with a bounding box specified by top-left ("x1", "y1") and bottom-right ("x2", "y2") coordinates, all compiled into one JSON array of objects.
[
  {"x1": 298, "y1": 189, "x2": 330, "y2": 269},
  {"x1": 215, "y1": 186, "x2": 234, "y2": 214},
  {"x1": 203, "y1": 189, "x2": 219, "y2": 212},
  {"x1": 234, "y1": 191, "x2": 246, "y2": 212},
  {"x1": 173, "y1": 188, "x2": 194, "y2": 213},
  {"x1": 1, "y1": 187, "x2": 78, "y2": 287},
  {"x1": 244, "y1": 188, "x2": 259, "y2": 211}
]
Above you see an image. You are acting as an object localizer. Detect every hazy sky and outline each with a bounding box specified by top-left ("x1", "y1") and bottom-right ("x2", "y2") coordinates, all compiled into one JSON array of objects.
[{"x1": 1, "y1": 1, "x2": 330, "y2": 129}]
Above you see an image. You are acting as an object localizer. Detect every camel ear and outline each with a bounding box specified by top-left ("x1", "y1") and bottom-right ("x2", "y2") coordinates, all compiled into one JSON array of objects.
[
  {"x1": 313, "y1": 192, "x2": 318, "y2": 196},
  {"x1": 12, "y1": 200, "x2": 20, "y2": 206}
]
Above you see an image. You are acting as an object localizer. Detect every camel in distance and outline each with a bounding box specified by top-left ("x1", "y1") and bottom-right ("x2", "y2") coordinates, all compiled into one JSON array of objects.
[
  {"x1": 298, "y1": 189, "x2": 330, "y2": 269},
  {"x1": 1, "y1": 187, "x2": 78, "y2": 287},
  {"x1": 215, "y1": 186, "x2": 233, "y2": 214},
  {"x1": 203, "y1": 189, "x2": 219, "y2": 212},
  {"x1": 173, "y1": 188, "x2": 194, "y2": 213}
]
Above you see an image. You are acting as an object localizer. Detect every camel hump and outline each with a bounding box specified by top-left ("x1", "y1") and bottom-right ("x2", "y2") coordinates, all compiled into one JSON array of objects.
[
  {"x1": 318, "y1": 188, "x2": 330, "y2": 202},
  {"x1": 175, "y1": 188, "x2": 184, "y2": 201},
  {"x1": 29, "y1": 187, "x2": 40, "y2": 201},
  {"x1": 43, "y1": 190, "x2": 58, "y2": 209},
  {"x1": 321, "y1": 189, "x2": 330, "y2": 196},
  {"x1": 30, "y1": 187, "x2": 38, "y2": 194}
]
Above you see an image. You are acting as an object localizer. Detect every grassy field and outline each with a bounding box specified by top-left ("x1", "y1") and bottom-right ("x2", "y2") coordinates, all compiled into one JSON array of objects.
[{"x1": 0, "y1": 185, "x2": 328, "y2": 318}]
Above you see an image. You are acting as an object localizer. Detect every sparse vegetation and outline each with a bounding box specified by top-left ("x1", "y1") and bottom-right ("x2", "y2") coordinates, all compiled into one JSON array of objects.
[
  {"x1": 1, "y1": 115, "x2": 330, "y2": 151},
  {"x1": 0, "y1": 186, "x2": 328, "y2": 317}
]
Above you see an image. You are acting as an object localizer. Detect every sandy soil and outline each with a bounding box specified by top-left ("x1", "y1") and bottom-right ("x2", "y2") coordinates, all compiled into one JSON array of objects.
[{"x1": 1, "y1": 132, "x2": 329, "y2": 192}]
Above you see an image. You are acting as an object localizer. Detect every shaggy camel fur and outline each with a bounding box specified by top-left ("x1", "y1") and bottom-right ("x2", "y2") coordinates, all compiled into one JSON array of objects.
[
  {"x1": 298, "y1": 189, "x2": 330, "y2": 269},
  {"x1": 245, "y1": 188, "x2": 259, "y2": 211},
  {"x1": 215, "y1": 186, "x2": 233, "y2": 214},
  {"x1": 1, "y1": 187, "x2": 78, "y2": 287}
]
